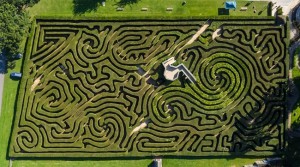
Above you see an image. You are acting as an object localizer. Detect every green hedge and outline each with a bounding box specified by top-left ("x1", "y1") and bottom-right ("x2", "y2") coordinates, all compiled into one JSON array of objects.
[{"x1": 9, "y1": 18, "x2": 288, "y2": 158}]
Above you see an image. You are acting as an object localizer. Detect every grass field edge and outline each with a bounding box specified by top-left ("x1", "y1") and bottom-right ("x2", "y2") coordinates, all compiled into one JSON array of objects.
[
  {"x1": 9, "y1": 150, "x2": 281, "y2": 158},
  {"x1": 8, "y1": 20, "x2": 37, "y2": 158},
  {"x1": 33, "y1": 15, "x2": 275, "y2": 21}
]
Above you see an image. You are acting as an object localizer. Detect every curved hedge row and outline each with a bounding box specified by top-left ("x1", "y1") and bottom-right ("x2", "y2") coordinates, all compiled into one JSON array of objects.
[{"x1": 9, "y1": 18, "x2": 288, "y2": 157}]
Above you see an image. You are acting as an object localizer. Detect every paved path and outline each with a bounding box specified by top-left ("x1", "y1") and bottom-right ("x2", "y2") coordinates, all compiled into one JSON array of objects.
[
  {"x1": 270, "y1": 0, "x2": 294, "y2": 15},
  {"x1": 285, "y1": 0, "x2": 300, "y2": 40},
  {"x1": 9, "y1": 158, "x2": 13, "y2": 167},
  {"x1": 252, "y1": 0, "x2": 300, "y2": 39},
  {"x1": 268, "y1": 0, "x2": 300, "y2": 39},
  {"x1": 0, "y1": 74, "x2": 3, "y2": 117}
]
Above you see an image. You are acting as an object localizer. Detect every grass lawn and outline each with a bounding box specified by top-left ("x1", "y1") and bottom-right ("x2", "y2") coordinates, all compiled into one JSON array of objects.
[
  {"x1": 0, "y1": 0, "x2": 274, "y2": 166},
  {"x1": 0, "y1": 73, "x2": 19, "y2": 167},
  {"x1": 0, "y1": 43, "x2": 23, "y2": 167},
  {"x1": 28, "y1": 0, "x2": 270, "y2": 17},
  {"x1": 11, "y1": 158, "x2": 260, "y2": 167}
]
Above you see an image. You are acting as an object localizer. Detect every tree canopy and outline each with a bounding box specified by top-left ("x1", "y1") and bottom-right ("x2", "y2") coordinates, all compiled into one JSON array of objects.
[
  {"x1": 0, "y1": 2, "x2": 30, "y2": 59},
  {"x1": 2, "y1": 0, "x2": 40, "y2": 8}
]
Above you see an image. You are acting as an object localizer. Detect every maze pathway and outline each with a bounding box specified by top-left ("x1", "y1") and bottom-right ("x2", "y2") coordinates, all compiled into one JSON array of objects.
[{"x1": 10, "y1": 18, "x2": 288, "y2": 157}]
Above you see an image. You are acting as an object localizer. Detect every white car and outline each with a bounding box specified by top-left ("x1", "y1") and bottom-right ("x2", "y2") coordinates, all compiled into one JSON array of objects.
[
  {"x1": 254, "y1": 160, "x2": 269, "y2": 167},
  {"x1": 243, "y1": 165, "x2": 256, "y2": 167},
  {"x1": 243, "y1": 157, "x2": 283, "y2": 167}
]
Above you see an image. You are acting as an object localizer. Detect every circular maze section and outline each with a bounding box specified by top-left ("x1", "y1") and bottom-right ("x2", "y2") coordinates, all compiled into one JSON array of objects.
[{"x1": 10, "y1": 18, "x2": 289, "y2": 157}]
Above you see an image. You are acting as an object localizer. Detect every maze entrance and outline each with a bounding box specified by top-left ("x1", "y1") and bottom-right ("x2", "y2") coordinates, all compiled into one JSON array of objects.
[{"x1": 10, "y1": 18, "x2": 288, "y2": 157}]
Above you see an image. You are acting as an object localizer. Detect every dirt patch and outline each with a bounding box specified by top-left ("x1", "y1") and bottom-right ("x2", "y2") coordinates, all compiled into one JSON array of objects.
[
  {"x1": 130, "y1": 119, "x2": 151, "y2": 136},
  {"x1": 185, "y1": 20, "x2": 212, "y2": 46},
  {"x1": 31, "y1": 75, "x2": 42, "y2": 92},
  {"x1": 212, "y1": 26, "x2": 223, "y2": 40}
]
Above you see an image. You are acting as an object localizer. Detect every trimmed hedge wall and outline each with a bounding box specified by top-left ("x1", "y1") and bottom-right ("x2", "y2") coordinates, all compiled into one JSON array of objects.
[{"x1": 9, "y1": 17, "x2": 288, "y2": 158}]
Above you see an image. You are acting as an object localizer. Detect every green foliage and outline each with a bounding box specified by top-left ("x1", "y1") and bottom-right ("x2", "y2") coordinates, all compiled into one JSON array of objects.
[
  {"x1": 117, "y1": 0, "x2": 141, "y2": 7},
  {"x1": 9, "y1": 18, "x2": 288, "y2": 158},
  {"x1": 0, "y1": 2, "x2": 29, "y2": 58},
  {"x1": 0, "y1": 0, "x2": 40, "y2": 7},
  {"x1": 291, "y1": 52, "x2": 300, "y2": 129},
  {"x1": 276, "y1": 6, "x2": 283, "y2": 15},
  {"x1": 295, "y1": 47, "x2": 300, "y2": 55}
]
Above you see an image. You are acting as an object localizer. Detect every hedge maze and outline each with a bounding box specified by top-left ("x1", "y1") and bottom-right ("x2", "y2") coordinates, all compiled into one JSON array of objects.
[{"x1": 10, "y1": 18, "x2": 289, "y2": 157}]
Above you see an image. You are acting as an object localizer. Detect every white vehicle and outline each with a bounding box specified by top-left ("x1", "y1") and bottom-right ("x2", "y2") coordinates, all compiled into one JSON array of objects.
[
  {"x1": 243, "y1": 165, "x2": 256, "y2": 167},
  {"x1": 254, "y1": 160, "x2": 269, "y2": 167},
  {"x1": 243, "y1": 157, "x2": 283, "y2": 167}
]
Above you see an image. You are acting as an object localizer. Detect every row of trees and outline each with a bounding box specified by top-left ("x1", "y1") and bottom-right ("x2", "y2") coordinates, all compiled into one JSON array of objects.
[
  {"x1": 0, "y1": 0, "x2": 39, "y2": 60},
  {"x1": 3, "y1": 0, "x2": 40, "y2": 8}
]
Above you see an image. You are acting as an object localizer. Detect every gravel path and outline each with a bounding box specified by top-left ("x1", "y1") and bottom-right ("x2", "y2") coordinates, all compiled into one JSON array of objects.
[{"x1": 185, "y1": 21, "x2": 211, "y2": 46}]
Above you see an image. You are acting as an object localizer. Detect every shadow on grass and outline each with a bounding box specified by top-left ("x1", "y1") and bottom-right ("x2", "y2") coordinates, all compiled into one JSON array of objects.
[
  {"x1": 147, "y1": 161, "x2": 153, "y2": 167},
  {"x1": 245, "y1": 2, "x2": 252, "y2": 7},
  {"x1": 5, "y1": 74, "x2": 22, "y2": 161},
  {"x1": 285, "y1": 137, "x2": 300, "y2": 166},
  {"x1": 72, "y1": 0, "x2": 141, "y2": 14},
  {"x1": 0, "y1": 53, "x2": 7, "y2": 74},
  {"x1": 115, "y1": 0, "x2": 140, "y2": 7},
  {"x1": 291, "y1": 76, "x2": 300, "y2": 129},
  {"x1": 73, "y1": 0, "x2": 102, "y2": 15},
  {"x1": 7, "y1": 154, "x2": 268, "y2": 161},
  {"x1": 218, "y1": 8, "x2": 229, "y2": 15},
  {"x1": 6, "y1": 37, "x2": 28, "y2": 161}
]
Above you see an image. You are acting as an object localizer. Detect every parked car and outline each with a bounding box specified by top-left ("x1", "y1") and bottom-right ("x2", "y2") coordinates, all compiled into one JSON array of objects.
[
  {"x1": 265, "y1": 157, "x2": 283, "y2": 167},
  {"x1": 254, "y1": 159, "x2": 269, "y2": 167},
  {"x1": 10, "y1": 72, "x2": 22, "y2": 79},
  {"x1": 152, "y1": 158, "x2": 162, "y2": 167},
  {"x1": 243, "y1": 165, "x2": 256, "y2": 167},
  {"x1": 243, "y1": 157, "x2": 283, "y2": 167}
]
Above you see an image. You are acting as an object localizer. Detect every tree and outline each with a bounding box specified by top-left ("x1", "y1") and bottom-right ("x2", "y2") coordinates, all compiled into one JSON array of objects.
[
  {"x1": 0, "y1": 2, "x2": 29, "y2": 59},
  {"x1": 1, "y1": 0, "x2": 40, "y2": 8}
]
